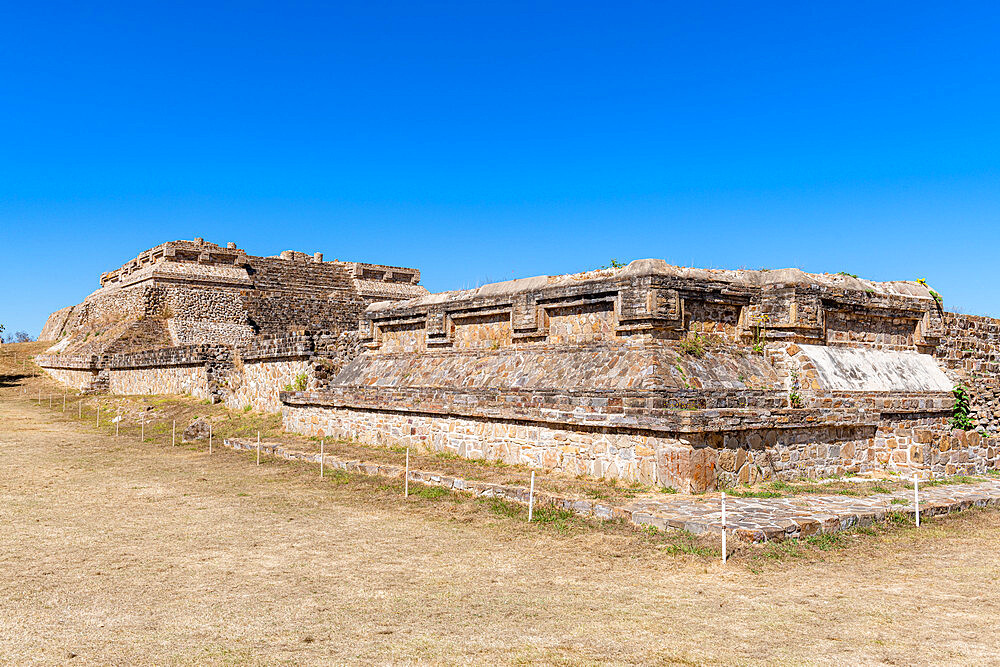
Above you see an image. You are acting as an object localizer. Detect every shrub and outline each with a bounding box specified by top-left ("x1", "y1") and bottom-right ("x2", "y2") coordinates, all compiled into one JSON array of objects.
[
  {"x1": 678, "y1": 335, "x2": 706, "y2": 358},
  {"x1": 951, "y1": 385, "x2": 975, "y2": 431}
]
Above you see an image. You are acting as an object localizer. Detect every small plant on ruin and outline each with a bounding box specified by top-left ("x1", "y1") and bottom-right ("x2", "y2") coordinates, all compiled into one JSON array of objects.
[
  {"x1": 599, "y1": 258, "x2": 626, "y2": 270},
  {"x1": 293, "y1": 372, "x2": 308, "y2": 391},
  {"x1": 788, "y1": 371, "x2": 803, "y2": 408},
  {"x1": 750, "y1": 314, "x2": 769, "y2": 354},
  {"x1": 950, "y1": 385, "x2": 975, "y2": 431},
  {"x1": 836, "y1": 271, "x2": 858, "y2": 278},
  {"x1": 929, "y1": 289, "x2": 943, "y2": 307},
  {"x1": 678, "y1": 333, "x2": 706, "y2": 358}
]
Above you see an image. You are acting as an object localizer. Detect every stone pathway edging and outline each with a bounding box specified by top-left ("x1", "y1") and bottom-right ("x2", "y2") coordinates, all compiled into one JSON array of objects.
[
  {"x1": 628, "y1": 481, "x2": 1000, "y2": 541},
  {"x1": 222, "y1": 438, "x2": 1000, "y2": 542}
]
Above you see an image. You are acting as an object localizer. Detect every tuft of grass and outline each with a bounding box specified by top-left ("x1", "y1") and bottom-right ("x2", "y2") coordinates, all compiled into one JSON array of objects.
[
  {"x1": 658, "y1": 529, "x2": 718, "y2": 557},
  {"x1": 480, "y1": 497, "x2": 522, "y2": 519},
  {"x1": 410, "y1": 485, "x2": 450, "y2": 500},
  {"x1": 728, "y1": 489, "x2": 783, "y2": 498},
  {"x1": 531, "y1": 505, "x2": 575, "y2": 530},
  {"x1": 802, "y1": 532, "x2": 843, "y2": 551}
]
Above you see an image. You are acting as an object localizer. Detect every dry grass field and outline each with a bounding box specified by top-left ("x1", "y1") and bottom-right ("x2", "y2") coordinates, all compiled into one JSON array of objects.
[{"x1": 2, "y1": 342, "x2": 1000, "y2": 665}]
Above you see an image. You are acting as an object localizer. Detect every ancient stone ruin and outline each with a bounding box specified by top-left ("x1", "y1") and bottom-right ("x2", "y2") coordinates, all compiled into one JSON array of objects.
[
  {"x1": 37, "y1": 242, "x2": 1000, "y2": 491},
  {"x1": 36, "y1": 238, "x2": 426, "y2": 406}
]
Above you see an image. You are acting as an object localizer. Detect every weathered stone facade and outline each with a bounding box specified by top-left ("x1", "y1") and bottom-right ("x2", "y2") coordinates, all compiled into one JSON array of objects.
[
  {"x1": 280, "y1": 259, "x2": 998, "y2": 490},
  {"x1": 38, "y1": 238, "x2": 424, "y2": 404},
  {"x1": 39, "y1": 238, "x2": 426, "y2": 356},
  {"x1": 37, "y1": 248, "x2": 1000, "y2": 491},
  {"x1": 39, "y1": 329, "x2": 366, "y2": 413}
]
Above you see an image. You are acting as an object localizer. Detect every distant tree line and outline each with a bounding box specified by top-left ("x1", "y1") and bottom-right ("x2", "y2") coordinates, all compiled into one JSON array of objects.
[{"x1": 0, "y1": 324, "x2": 34, "y2": 343}]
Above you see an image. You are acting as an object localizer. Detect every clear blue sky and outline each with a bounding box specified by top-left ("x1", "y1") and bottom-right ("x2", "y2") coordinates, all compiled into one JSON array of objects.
[{"x1": 2, "y1": 2, "x2": 999, "y2": 335}]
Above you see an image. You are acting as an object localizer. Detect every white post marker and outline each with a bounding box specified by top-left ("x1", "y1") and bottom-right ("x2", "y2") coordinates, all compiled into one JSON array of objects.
[
  {"x1": 172, "y1": 420, "x2": 176, "y2": 447},
  {"x1": 208, "y1": 423, "x2": 212, "y2": 454},
  {"x1": 914, "y1": 474, "x2": 920, "y2": 527},
  {"x1": 78, "y1": 399, "x2": 82, "y2": 419},
  {"x1": 320, "y1": 438, "x2": 325, "y2": 478},
  {"x1": 528, "y1": 470, "x2": 536, "y2": 522},
  {"x1": 96, "y1": 404, "x2": 100, "y2": 428},
  {"x1": 256, "y1": 431, "x2": 261, "y2": 465},
  {"x1": 404, "y1": 447, "x2": 409, "y2": 498},
  {"x1": 721, "y1": 492, "x2": 728, "y2": 564},
  {"x1": 115, "y1": 413, "x2": 120, "y2": 437},
  {"x1": 142, "y1": 415, "x2": 145, "y2": 442},
  {"x1": 63, "y1": 393, "x2": 66, "y2": 412}
]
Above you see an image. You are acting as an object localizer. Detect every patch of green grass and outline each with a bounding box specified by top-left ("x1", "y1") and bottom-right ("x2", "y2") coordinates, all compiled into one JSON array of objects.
[
  {"x1": 659, "y1": 529, "x2": 718, "y2": 557},
  {"x1": 410, "y1": 485, "x2": 450, "y2": 500},
  {"x1": 901, "y1": 475, "x2": 985, "y2": 490},
  {"x1": 728, "y1": 489, "x2": 783, "y2": 498},
  {"x1": 890, "y1": 498, "x2": 908, "y2": 505},
  {"x1": 760, "y1": 540, "x2": 805, "y2": 560},
  {"x1": 531, "y1": 505, "x2": 575, "y2": 530},
  {"x1": 324, "y1": 470, "x2": 352, "y2": 485},
  {"x1": 925, "y1": 475, "x2": 984, "y2": 487},
  {"x1": 802, "y1": 532, "x2": 844, "y2": 551},
  {"x1": 480, "y1": 497, "x2": 523, "y2": 519},
  {"x1": 886, "y1": 511, "x2": 914, "y2": 526}
]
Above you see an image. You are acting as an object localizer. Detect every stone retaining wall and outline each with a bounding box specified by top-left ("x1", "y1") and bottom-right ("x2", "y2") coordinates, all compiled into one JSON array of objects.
[
  {"x1": 935, "y1": 313, "x2": 1000, "y2": 433},
  {"x1": 37, "y1": 366, "x2": 100, "y2": 391},
  {"x1": 109, "y1": 365, "x2": 212, "y2": 399},
  {"x1": 226, "y1": 358, "x2": 314, "y2": 413}
]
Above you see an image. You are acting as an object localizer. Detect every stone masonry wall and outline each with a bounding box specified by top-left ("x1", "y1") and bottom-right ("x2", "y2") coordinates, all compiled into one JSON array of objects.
[
  {"x1": 42, "y1": 238, "x2": 427, "y2": 357},
  {"x1": 38, "y1": 366, "x2": 100, "y2": 391},
  {"x1": 280, "y1": 261, "x2": 997, "y2": 491},
  {"x1": 935, "y1": 312, "x2": 1000, "y2": 433},
  {"x1": 360, "y1": 260, "x2": 940, "y2": 353},
  {"x1": 226, "y1": 359, "x2": 314, "y2": 413},
  {"x1": 109, "y1": 365, "x2": 212, "y2": 399},
  {"x1": 283, "y1": 402, "x2": 689, "y2": 489},
  {"x1": 105, "y1": 345, "x2": 232, "y2": 402}
]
